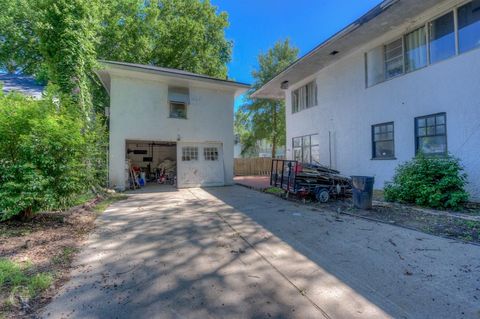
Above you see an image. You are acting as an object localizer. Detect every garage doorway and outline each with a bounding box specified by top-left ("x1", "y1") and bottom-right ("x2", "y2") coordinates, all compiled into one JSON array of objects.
[{"x1": 126, "y1": 140, "x2": 177, "y2": 189}]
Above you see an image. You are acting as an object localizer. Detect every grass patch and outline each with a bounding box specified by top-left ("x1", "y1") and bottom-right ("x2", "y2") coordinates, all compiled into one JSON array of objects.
[
  {"x1": 0, "y1": 259, "x2": 53, "y2": 301},
  {"x1": 93, "y1": 194, "x2": 128, "y2": 214},
  {"x1": 52, "y1": 247, "x2": 78, "y2": 266},
  {"x1": 264, "y1": 187, "x2": 285, "y2": 195},
  {"x1": 71, "y1": 192, "x2": 97, "y2": 207}
]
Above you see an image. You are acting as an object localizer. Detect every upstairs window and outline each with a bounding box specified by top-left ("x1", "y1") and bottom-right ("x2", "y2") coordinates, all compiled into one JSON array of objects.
[
  {"x1": 429, "y1": 12, "x2": 456, "y2": 64},
  {"x1": 384, "y1": 38, "x2": 404, "y2": 79},
  {"x1": 366, "y1": 1, "x2": 480, "y2": 87},
  {"x1": 415, "y1": 113, "x2": 447, "y2": 156},
  {"x1": 168, "y1": 87, "x2": 189, "y2": 119},
  {"x1": 372, "y1": 122, "x2": 395, "y2": 159},
  {"x1": 170, "y1": 102, "x2": 187, "y2": 119},
  {"x1": 458, "y1": 0, "x2": 480, "y2": 53},
  {"x1": 292, "y1": 81, "x2": 318, "y2": 113},
  {"x1": 404, "y1": 27, "x2": 427, "y2": 72}
]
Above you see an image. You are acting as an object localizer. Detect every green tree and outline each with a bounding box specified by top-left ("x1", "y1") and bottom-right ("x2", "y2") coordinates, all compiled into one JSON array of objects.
[
  {"x1": 98, "y1": 0, "x2": 232, "y2": 78},
  {"x1": 240, "y1": 39, "x2": 298, "y2": 158}
]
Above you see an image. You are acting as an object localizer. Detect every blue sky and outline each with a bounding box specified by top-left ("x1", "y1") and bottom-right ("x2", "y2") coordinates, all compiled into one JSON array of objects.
[{"x1": 210, "y1": 0, "x2": 383, "y2": 107}]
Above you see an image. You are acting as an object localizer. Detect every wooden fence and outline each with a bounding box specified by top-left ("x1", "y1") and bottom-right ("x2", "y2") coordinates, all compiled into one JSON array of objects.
[{"x1": 234, "y1": 157, "x2": 273, "y2": 176}]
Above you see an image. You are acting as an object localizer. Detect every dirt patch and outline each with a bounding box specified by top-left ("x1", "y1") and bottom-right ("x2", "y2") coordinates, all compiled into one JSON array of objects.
[
  {"x1": 0, "y1": 193, "x2": 128, "y2": 318},
  {"x1": 266, "y1": 188, "x2": 480, "y2": 244}
]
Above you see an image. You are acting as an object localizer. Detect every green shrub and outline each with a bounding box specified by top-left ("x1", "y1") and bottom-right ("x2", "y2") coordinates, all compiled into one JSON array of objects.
[
  {"x1": 0, "y1": 90, "x2": 107, "y2": 221},
  {"x1": 384, "y1": 154, "x2": 469, "y2": 210}
]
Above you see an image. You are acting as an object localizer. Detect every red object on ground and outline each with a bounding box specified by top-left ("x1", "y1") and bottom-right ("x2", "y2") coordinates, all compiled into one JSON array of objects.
[{"x1": 234, "y1": 176, "x2": 271, "y2": 190}]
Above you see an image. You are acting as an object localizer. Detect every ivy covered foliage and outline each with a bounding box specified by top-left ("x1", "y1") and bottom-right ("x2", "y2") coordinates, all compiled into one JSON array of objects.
[
  {"x1": 0, "y1": 90, "x2": 107, "y2": 221},
  {"x1": 384, "y1": 154, "x2": 469, "y2": 210}
]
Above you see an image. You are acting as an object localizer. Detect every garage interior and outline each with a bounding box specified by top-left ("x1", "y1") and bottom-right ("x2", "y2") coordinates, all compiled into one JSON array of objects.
[{"x1": 126, "y1": 140, "x2": 177, "y2": 189}]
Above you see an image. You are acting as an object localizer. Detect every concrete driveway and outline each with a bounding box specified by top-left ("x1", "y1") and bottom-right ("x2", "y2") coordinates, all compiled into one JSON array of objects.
[{"x1": 41, "y1": 186, "x2": 480, "y2": 319}]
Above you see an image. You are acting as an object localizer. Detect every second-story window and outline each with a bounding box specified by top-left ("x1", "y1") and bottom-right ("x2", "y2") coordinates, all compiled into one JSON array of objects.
[
  {"x1": 168, "y1": 87, "x2": 189, "y2": 119},
  {"x1": 365, "y1": 1, "x2": 480, "y2": 87},
  {"x1": 292, "y1": 81, "x2": 317, "y2": 113}
]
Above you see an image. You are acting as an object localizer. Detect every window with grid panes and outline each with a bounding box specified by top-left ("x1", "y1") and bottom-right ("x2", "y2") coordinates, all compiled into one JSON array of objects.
[
  {"x1": 415, "y1": 113, "x2": 447, "y2": 155},
  {"x1": 203, "y1": 147, "x2": 219, "y2": 161},
  {"x1": 182, "y1": 147, "x2": 198, "y2": 161},
  {"x1": 372, "y1": 122, "x2": 395, "y2": 159}
]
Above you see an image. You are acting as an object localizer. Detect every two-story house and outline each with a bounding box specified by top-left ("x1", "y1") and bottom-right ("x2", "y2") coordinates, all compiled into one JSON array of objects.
[
  {"x1": 97, "y1": 61, "x2": 249, "y2": 190},
  {"x1": 252, "y1": 0, "x2": 480, "y2": 200}
]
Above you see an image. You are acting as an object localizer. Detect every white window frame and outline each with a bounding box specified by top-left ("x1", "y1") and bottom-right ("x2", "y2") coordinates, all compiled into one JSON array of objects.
[
  {"x1": 292, "y1": 80, "x2": 318, "y2": 114},
  {"x1": 203, "y1": 147, "x2": 219, "y2": 161},
  {"x1": 182, "y1": 147, "x2": 198, "y2": 161},
  {"x1": 365, "y1": 0, "x2": 480, "y2": 88}
]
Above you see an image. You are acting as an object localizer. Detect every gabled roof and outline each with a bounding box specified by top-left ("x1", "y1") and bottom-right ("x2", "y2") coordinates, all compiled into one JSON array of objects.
[
  {"x1": 252, "y1": 0, "x2": 445, "y2": 99},
  {"x1": 0, "y1": 73, "x2": 45, "y2": 99},
  {"x1": 96, "y1": 60, "x2": 250, "y2": 96}
]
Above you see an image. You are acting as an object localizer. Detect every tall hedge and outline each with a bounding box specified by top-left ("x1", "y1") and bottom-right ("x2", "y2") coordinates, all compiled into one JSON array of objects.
[
  {"x1": 0, "y1": 91, "x2": 107, "y2": 221},
  {"x1": 384, "y1": 154, "x2": 469, "y2": 210}
]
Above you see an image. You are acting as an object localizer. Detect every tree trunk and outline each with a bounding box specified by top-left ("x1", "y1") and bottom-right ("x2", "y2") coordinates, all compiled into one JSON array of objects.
[{"x1": 272, "y1": 103, "x2": 277, "y2": 158}]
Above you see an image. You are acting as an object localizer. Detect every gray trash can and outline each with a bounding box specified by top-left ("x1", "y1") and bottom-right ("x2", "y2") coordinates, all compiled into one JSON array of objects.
[{"x1": 351, "y1": 176, "x2": 375, "y2": 210}]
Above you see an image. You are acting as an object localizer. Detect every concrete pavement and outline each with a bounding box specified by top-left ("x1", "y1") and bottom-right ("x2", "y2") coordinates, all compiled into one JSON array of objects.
[{"x1": 41, "y1": 185, "x2": 480, "y2": 319}]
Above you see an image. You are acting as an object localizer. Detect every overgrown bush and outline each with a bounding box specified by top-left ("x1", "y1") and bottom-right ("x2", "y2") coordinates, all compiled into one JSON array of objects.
[
  {"x1": 384, "y1": 154, "x2": 469, "y2": 210},
  {"x1": 0, "y1": 90, "x2": 107, "y2": 221}
]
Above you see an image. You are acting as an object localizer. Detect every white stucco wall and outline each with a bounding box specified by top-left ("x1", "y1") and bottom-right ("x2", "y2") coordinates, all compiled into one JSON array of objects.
[
  {"x1": 285, "y1": 3, "x2": 480, "y2": 200},
  {"x1": 109, "y1": 73, "x2": 236, "y2": 190}
]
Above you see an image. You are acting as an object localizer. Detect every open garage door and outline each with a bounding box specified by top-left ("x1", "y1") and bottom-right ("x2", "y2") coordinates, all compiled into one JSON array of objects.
[{"x1": 177, "y1": 142, "x2": 225, "y2": 188}]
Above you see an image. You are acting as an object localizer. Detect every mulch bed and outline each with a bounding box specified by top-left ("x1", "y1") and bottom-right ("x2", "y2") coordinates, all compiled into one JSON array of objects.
[{"x1": 0, "y1": 195, "x2": 114, "y2": 318}]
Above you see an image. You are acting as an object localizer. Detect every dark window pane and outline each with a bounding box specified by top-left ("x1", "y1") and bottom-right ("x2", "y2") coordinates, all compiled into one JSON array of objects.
[
  {"x1": 458, "y1": 0, "x2": 480, "y2": 53},
  {"x1": 418, "y1": 136, "x2": 447, "y2": 155},
  {"x1": 436, "y1": 125, "x2": 446, "y2": 135},
  {"x1": 418, "y1": 127, "x2": 426, "y2": 137},
  {"x1": 436, "y1": 114, "x2": 445, "y2": 125},
  {"x1": 429, "y1": 12, "x2": 456, "y2": 64},
  {"x1": 427, "y1": 126, "x2": 436, "y2": 135},
  {"x1": 417, "y1": 118, "x2": 426, "y2": 128},
  {"x1": 374, "y1": 141, "x2": 395, "y2": 158},
  {"x1": 427, "y1": 116, "x2": 435, "y2": 126},
  {"x1": 405, "y1": 27, "x2": 427, "y2": 72}
]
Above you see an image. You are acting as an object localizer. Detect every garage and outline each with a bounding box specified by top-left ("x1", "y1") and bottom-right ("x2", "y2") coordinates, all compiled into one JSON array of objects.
[
  {"x1": 177, "y1": 142, "x2": 225, "y2": 188},
  {"x1": 126, "y1": 140, "x2": 177, "y2": 188},
  {"x1": 98, "y1": 61, "x2": 248, "y2": 191},
  {"x1": 126, "y1": 140, "x2": 226, "y2": 189}
]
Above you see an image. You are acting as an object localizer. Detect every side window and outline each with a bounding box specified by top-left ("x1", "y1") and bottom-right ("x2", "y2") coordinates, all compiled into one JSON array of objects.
[
  {"x1": 170, "y1": 102, "x2": 187, "y2": 119},
  {"x1": 204, "y1": 147, "x2": 219, "y2": 161},
  {"x1": 372, "y1": 122, "x2": 395, "y2": 159},
  {"x1": 292, "y1": 134, "x2": 319, "y2": 164},
  {"x1": 182, "y1": 147, "x2": 198, "y2": 161},
  {"x1": 415, "y1": 113, "x2": 447, "y2": 155}
]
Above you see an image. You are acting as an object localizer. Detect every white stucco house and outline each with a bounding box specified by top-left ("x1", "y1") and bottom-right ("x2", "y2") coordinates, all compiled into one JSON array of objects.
[
  {"x1": 97, "y1": 61, "x2": 249, "y2": 190},
  {"x1": 253, "y1": 0, "x2": 480, "y2": 200}
]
